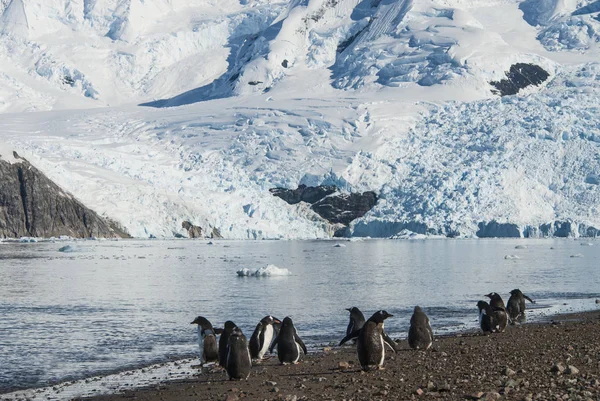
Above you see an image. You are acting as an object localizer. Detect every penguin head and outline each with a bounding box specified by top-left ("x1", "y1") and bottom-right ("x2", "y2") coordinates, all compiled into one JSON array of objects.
[
  {"x1": 510, "y1": 289, "x2": 522, "y2": 296},
  {"x1": 282, "y1": 316, "x2": 294, "y2": 326},
  {"x1": 369, "y1": 310, "x2": 393, "y2": 323},
  {"x1": 413, "y1": 306, "x2": 423, "y2": 314},
  {"x1": 190, "y1": 316, "x2": 213, "y2": 329},
  {"x1": 223, "y1": 320, "x2": 237, "y2": 333},
  {"x1": 477, "y1": 300, "x2": 489, "y2": 312}
]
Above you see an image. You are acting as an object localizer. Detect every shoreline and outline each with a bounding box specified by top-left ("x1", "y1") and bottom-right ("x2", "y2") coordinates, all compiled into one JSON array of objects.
[{"x1": 4, "y1": 308, "x2": 599, "y2": 401}]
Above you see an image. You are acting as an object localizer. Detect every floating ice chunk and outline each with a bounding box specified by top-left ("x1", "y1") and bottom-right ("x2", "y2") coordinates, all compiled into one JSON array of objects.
[
  {"x1": 19, "y1": 237, "x2": 37, "y2": 243},
  {"x1": 237, "y1": 264, "x2": 291, "y2": 277},
  {"x1": 254, "y1": 264, "x2": 291, "y2": 277},
  {"x1": 514, "y1": 245, "x2": 528, "y2": 249},
  {"x1": 59, "y1": 245, "x2": 76, "y2": 252},
  {"x1": 570, "y1": 253, "x2": 584, "y2": 258},
  {"x1": 333, "y1": 243, "x2": 346, "y2": 248},
  {"x1": 580, "y1": 243, "x2": 594, "y2": 246},
  {"x1": 504, "y1": 255, "x2": 520, "y2": 260}
]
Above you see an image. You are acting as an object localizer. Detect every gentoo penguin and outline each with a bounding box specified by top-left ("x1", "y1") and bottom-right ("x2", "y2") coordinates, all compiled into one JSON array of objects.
[
  {"x1": 190, "y1": 316, "x2": 219, "y2": 364},
  {"x1": 225, "y1": 326, "x2": 252, "y2": 380},
  {"x1": 408, "y1": 306, "x2": 434, "y2": 350},
  {"x1": 218, "y1": 320, "x2": 237, "y2": 367},
  {"x1": 477, "y1": 301, "x2": 496, "y2": 334},
  {"x1": 339, "y1": 310, "x2": 395, "y2": 371},
  {"x1": 485, "y1": 292, "x2": 508, "y2": 332},
  {"x1": 269, "y1": 317, "x2": 307, "y2": 364},
  {"x1": 346, "y1": 307, "x2": 366, "y2": 338},
  {"x1": 249, "y1": 315, "x2": 281, "y2": 361},
  {"x1": 506, "y1": 289, "x2": 535, "y2": 323}
]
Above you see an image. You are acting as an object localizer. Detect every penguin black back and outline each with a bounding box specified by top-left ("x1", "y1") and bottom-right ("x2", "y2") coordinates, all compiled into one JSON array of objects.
[
  {"x1": 346, "y1": 307, "x2": 366, "y2": 337},
  {"x1": 226, "y1": 326, "x2": 252, "y2": 380},
  {"x1": 270, "y1": 316, "x2": 307, "y2": 364},
  {"x1": 408, "y1": 306, "x2": 433, "y2": 350},
  {"x1": 485, "y1": 292, "x2": 508, "y2": 332},
  {"x1": 477, "y1": 301, "x2": 496, "y2": 333},
  {"x1": 219, "y1": 320, "x2": 237, "y2": 367},
  {"x1": 340, "y1": 310, "x2": 395, "y2": 371},
  {"x1": 507, "y1": 289, "x2": 535, "y2": 322}
]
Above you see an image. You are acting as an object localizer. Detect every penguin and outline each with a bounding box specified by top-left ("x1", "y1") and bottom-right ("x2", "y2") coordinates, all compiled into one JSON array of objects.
[
  {"x1": 346, "y1": 307, "x2": 366, "y2": 338},
  {"x1": 269, "y1": 316, "x2": 307, "y2": 364},
  {"x1": 190, "y1": 316, "x2": 219, "y2": 364},
  {"x1": 408, "y1": 306, "x2": 433, "y2": 350},
  {"x1": 477, "y1": 301, "x2": 497, "y2": 334},
  {"x1": 339, "y1": 310, "x2": 395, "y2": 371},
  {"x1": 225, "y1": 326, "x2": 252, "y2": 380},
  {"x1": 249, "y1": 315, "x2": 281, "y2": 361},
  {"x1": 485, "y1": 292, "x2": 508, "y2": 332},
  {"x1": 218, "y1": 320, "x2": 237, "y2": 367},
  {"x1": 506, "y1": 289, "x2": 535, "y2": 323}
]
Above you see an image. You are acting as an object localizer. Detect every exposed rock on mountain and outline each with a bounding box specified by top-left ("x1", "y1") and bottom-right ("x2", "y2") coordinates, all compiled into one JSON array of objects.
[
  {"x1": 0, "y1": 151, "x2": 125, "y2": 238},
  {"x1": 182, "y1": 221, "x2": 203, "y2": 238},
  {"x1": 270, "y1": 185, "x2": 377, "y2": 227},
  {"x1": 490, "y1": 64, "x2": 550, "y2": 96}
]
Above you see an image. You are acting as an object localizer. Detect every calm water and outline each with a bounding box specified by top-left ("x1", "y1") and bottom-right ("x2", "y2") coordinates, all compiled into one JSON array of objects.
[{"x1": 1, "y1": 238, "x2": 600, "y2": 393}]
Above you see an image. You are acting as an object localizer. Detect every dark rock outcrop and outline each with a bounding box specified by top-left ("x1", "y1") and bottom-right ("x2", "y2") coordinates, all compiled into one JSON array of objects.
[
  {"x1": 490, "y1": 63, "x2": 550, "y2": 96},
  {"x1": 0, "y1": 152, "x2": 125, "y2": 238},
  {"x1": 270, "y1": 184, "x2": 378, "y2": 227},
  {"x1": 311, "y1": 191, "x2": 377, "y2": 225},
  {"x1": 182, "y1": 221, "x2": 203, "y2": 238},
  {"x1": 181, "y1": 221, "x2": 223, "y2": 239},
  {"x1": 270, "y1": 184, "x2": 337, "y2": 205}
]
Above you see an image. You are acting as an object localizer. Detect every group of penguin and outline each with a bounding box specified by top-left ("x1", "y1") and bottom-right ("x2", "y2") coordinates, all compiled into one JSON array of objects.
[
  {"x1": 190, "y1": 315, "x2": 306, "y2": 380},
  {"x1": 477, "y1": 289, "x2": 535, "y2": 333},
  {"x1": 191, "y1": 288, "x2": 535, "y2": 380}
]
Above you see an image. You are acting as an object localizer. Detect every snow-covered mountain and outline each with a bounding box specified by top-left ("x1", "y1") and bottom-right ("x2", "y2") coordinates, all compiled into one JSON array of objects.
[{"x1": 0, "y1": 0, "x2": 599, "y2": 238}]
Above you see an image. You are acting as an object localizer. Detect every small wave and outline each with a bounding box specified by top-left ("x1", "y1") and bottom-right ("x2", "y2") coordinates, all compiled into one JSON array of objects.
[{"x1": 236, "y1": 264, "x2": 292, "y2": 277}]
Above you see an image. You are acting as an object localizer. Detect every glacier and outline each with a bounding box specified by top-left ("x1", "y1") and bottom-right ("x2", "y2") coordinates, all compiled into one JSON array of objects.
[{"x1": 0, "y1": 0, "x2": 599, "y2": 239}]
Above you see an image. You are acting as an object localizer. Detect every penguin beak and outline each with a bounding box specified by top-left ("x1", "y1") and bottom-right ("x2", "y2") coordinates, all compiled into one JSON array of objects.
[{"x1": 345, "y1": 308, "x2": 351, "y2": 312}]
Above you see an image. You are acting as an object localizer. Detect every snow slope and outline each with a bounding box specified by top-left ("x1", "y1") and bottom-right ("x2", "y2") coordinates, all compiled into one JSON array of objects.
[{"x1": 0, "y1": 0, "x2": 599, "y2": 238}]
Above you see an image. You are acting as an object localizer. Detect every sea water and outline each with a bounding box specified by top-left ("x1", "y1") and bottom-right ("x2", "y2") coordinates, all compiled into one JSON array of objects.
[{"x1": 1, "y1": 238, "x2": 599, "y2": 398}]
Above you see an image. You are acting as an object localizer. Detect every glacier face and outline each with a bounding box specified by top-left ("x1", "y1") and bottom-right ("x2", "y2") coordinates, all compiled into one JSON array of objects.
[{"x1": 0, "y1": 0, "x2": 599, "y2": 238}]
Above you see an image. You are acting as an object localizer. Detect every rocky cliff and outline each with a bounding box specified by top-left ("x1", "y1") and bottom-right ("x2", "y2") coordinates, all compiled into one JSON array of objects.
[{"x1": 0, "y1": 151, "x2": 126, "y2": 238}]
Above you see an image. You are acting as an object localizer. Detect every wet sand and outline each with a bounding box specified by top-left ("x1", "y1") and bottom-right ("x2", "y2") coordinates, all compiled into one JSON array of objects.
[{"x1": 80, "y1": 310, "x2": 600, "y2": 401}]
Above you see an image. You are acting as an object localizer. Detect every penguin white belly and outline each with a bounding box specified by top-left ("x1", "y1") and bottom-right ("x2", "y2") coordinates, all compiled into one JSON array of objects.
[
  {"x1": 197, "y1": 326, "x2": 205, "y2": 363},
  {"x1": 479, "y1": 309, "x2": 485, "y2": 327},
  {"x1": 378, "y1": 334, "x2": 385, "y2": 366},
  {"x1": 258, "y1": 325, "x2": 273, "y2": 359},
  {"x1": 294, "y1": 342, "x2": 302, "y2": 363}
]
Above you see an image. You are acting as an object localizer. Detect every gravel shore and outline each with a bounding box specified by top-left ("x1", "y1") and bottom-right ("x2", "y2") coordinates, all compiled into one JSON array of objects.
[{"x1": 79, "y1": 309, "x2": 600, "y2": 401}]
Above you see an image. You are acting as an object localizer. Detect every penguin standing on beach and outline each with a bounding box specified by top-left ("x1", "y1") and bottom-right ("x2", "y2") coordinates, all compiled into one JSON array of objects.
[
  {"x1": 485, "y1": 292, "x2": 508, "y2": 333},
  {"x1": 249, "y1": 315, "x2": 281, "y2": 361},
  {"x1": 339, "y1": 310, "x2": 396, "y2": 371},
  {"x1": 269, "y1": 317, "x2": 307, "y2": 364},
  {"x1": 190, "y1": 316, "x2": 220, "y2": 364},
  {"x1": 346, "y1": 307, "x2": 366, "y2": 338},
  {"x1": 225, "y1": 326, "x2": 252, "y2": 380},
  {"x1": 218, "y1": 320, "x2": 238, "y2": 367},
  {"x1": 408, "y1": 306, "x2": 434, "y2": 350},
  {"x1": 477, "y1": 301, "x2": 497, "y2": 333},
  {"x1": 506, "y1": 289, "x2": 535, "y2": 323}
]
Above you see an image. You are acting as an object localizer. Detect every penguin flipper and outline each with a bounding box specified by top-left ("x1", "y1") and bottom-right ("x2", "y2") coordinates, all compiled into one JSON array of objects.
[
  {"x1": 382, "y1": 331, "x2": 396, "y2": 353},
  {"x1": 295, "y1": 334, "x2": 308, "y2": 354},
  {"x1": 269, "y1": 336, "x2": 278, "y2": 354},
  {"x1": 339, "y1": 329, "x2": 360, "y2": 346},
  {"x1": 214, "y1": 328, "x2": 224, "y2": 335},
  {"x1": 524, "y1": 295, "x2": 535, "y2": 304}
]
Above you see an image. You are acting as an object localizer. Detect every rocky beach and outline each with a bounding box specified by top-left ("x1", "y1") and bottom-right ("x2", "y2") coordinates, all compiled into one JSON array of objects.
[{"x1": 79, "y1": 310, "x2": 600, "y2": 401}]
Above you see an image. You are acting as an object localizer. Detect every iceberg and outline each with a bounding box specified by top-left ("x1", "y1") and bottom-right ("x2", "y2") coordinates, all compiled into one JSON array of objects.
[{"x1": 236, "y1": 264, "x2": 292, "y2": 277}]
